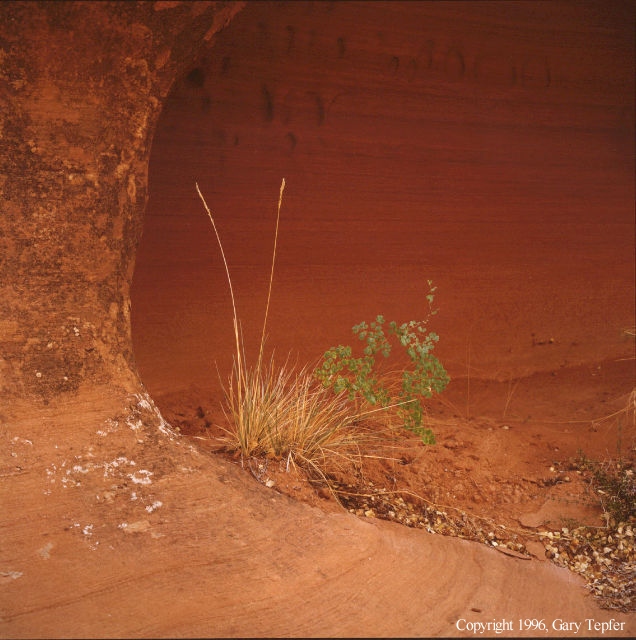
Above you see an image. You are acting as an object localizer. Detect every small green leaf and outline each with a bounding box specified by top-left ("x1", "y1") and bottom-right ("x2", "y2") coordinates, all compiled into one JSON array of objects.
[{"x1": 313, "y1": 290, "x2": 448, "y2": 446}]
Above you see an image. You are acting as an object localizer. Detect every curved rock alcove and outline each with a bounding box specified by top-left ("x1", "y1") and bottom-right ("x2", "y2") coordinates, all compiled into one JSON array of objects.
[
  {"x1": 1, "y1": 2, "x2": 634, "y2": 637},
  {"x1": 132, "y1": 0, "x2": 634, "y2": 406}
]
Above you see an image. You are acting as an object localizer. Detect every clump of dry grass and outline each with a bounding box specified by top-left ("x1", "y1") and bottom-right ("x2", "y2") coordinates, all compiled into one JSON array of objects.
[
  {"x1": 196, "y1": 179, "x2": 370, "y2": 478},
  {"x1": 223, "y1": 358, "x2": 375, "y2": 477},
  {"x1": 577, "y1": 388, "x2": 636, "y2": 524}
]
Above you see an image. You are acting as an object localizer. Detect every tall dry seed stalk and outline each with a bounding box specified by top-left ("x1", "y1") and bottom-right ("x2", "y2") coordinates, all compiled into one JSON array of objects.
[
  {"x1": 259, "y1": 178, "x2": 285, "y2": 371},
  {"x1": 196, "y1": 179, "x2": 285, "y2": 428},
  {"x1": 195, "y1": 181, "x2": 245, "y2": 397},
  {"x1": 195, "y1": 180, "x2": 376, "y2": 475}
]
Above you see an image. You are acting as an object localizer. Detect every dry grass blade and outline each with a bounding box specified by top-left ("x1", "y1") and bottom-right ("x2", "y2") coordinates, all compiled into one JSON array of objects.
[
  {"x1": 196, "y1": 181, "x2": 244, "y2": 401},
  {"x1": 274, "y1": 372, "x2": 366, "y2": 470},
  {"x1": 220, "y1": 358, "x2": 372, "y2": 475},
  {"x1": 221, "y1": 356, "x2": 293, "y2": 457},
  {"x1": 196, "y1": 179, "x2": 375, "y2": 481}
]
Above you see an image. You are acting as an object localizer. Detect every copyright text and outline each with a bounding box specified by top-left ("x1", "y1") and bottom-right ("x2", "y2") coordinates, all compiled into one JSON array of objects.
[{"x1": 455, "y1": 618, "x2": 626, "y2": 634}]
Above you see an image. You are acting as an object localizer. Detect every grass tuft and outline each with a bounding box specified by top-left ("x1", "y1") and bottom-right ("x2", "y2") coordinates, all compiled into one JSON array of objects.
[
  {"x1": 196, "y1": 180, "x2": 368, "y2": 479},
  {"x1": 222, "y1": 358, "x2": 373, "y2": 476}
]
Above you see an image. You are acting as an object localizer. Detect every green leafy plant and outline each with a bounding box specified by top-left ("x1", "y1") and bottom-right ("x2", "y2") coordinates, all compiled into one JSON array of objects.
[{"x1": 314, "y1": 283, "x2": 449, "y2": 444}]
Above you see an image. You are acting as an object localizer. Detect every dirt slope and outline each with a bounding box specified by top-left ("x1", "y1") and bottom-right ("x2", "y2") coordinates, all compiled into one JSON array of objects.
[{"x1": 1, "y1": 387, "x2": 632, "y2": 638}]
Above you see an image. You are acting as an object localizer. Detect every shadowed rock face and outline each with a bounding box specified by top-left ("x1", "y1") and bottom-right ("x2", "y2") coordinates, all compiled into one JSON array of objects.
[{"x1": 132, "y1": 0, "x2": 634, "y2": 400}]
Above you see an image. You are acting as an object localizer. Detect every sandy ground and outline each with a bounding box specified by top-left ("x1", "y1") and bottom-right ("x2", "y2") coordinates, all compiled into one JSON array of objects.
[
  {"x1": 2, "y1": 1, "x2": 635, "y2": 637},
  {"x1": 1, "y1": 376, "x2": 634, "y2": 637}
]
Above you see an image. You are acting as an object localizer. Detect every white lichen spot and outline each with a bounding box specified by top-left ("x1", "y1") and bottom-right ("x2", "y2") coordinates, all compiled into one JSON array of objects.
[
  {"x1": 128, "y1": 470, "x2": 153, "y2": 485},
  {"x1": 102, "y1": 456, "x2": 135, "y2": 478},
  {"x1": 71, "y1": 464, "x2": 90, "y2": 474},
  {"x1": 135, "y1": 393, "x2": 153, "y2": 413},
  {"x1": 0, "y1": 571, "x2": 23, "y2": 583},
  {"x1": 99, "y1": 418, "x2": 120, "y2": 436},
  {"x1": 119, "y1": 520, "x2": 151, "y2": 533},
  {"x1": 145, "y1": 500, "x2": 163, "y2": 513},
  {"x1": 61, "y1": 476, "x2": 80, "y2": 488},
  {"x1": 82, "y1": 524, "x2": 93, "y2": 536},
  {"x1": 133, "y1": 391, "x2": 176, "y2": 438},
  {"x1": 158, "y1": 421, "x2": 176, "y2": 438},
  {"x1": 126, "y1": 418, "x2": 142, "y2": 432}
]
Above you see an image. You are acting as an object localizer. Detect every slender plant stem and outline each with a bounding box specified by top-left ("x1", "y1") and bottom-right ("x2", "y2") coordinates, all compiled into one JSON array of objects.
[
  {"x1": 502, "y1": 377, "x2": 521, "y2": 419},
  {"x1": 195, "y1": 182, "x2": 243, "y2": 398},
  {"x1": 258, "y1": 178, "x2": 286, "y2": 373}
]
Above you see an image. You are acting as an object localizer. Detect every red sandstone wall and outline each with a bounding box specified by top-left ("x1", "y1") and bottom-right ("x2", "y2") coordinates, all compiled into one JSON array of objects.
[
  {"x1": 131, "y1": 0, "x2": 635, "y2": 396},
  {"x1": 0, "y1": 1, "x2": 244, "y2": 408}
]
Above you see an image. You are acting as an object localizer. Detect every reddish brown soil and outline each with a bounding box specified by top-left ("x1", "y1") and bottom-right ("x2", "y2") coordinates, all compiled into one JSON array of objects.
[
  {"x1": 2, "y1": 1, "x2": 634, "y2": 637},
  {"x1": 160, "y1": 360, "x2": 635, "y2": 535}
]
